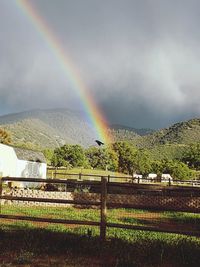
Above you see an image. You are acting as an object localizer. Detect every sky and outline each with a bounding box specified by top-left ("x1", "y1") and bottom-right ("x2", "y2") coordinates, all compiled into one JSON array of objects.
[{"x1": 0, "y1": 0, "x2": 200, "y2": 129}]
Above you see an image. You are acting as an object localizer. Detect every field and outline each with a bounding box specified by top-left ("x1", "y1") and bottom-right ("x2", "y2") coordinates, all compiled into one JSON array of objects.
[
  {"x1": 47, "y1": 167, "x2": 131, "y2": 182},
  {"x1": 1, "y1": 174, "x2": 200, "y2": 266},
  {"x1": 46, "y1": 167, "x2": 200, "y2": 187},
  {"x1": 0, "y1": 205, "x2": 200, "y2": 266},
  {"x1": 1, "y1": 205, "x2": 200, "y2": 228}
]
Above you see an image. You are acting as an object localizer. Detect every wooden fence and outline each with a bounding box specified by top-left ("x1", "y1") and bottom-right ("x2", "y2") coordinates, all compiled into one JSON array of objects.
[{"x1": 0, "y1": 176, "x2": 200, "y2": 240}]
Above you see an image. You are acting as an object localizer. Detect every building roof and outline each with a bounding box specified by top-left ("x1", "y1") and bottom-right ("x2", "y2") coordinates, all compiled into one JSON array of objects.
[{"x1": 13, "y1": 147, "x2": 46, "y2": 163}]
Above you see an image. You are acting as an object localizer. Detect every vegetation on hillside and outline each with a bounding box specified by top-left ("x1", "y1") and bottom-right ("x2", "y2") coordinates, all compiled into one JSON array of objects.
[{"x1": 140, "y1": 118, "x2": 200, "y2": 148}]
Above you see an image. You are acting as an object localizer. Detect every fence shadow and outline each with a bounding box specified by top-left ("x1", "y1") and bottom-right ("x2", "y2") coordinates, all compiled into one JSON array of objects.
[{"x1": 0, "y1": 224, "x2": 200, "y2": 267}]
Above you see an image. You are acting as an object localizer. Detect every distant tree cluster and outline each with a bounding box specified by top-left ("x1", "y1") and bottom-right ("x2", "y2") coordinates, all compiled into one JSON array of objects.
[
  {"x1": 1, "y1": 124, "x2": 198, "y2": 180},
  {"x1": 51, "y1": 144, "x2": 89, "y2": 169},
  {"x1": 43, "y1": 141, "x2": 198, "y2": 180}
]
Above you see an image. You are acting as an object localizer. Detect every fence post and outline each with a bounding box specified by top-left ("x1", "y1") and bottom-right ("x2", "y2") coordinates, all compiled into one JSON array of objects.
[
  {"x1": 137, "y1": 177, "x2": 140, "y2": 184},
  {"x1": 79, "y1": 173, "x2": 82, "y2": 180},
  {"x1": 168, "y1": 178, "x2": 171, "y2": 186},
  {"x1": 107, "y1": 175, "x2": 110, "y2": 194},
  {"x1": 54, "y1": 167, "x2": 57, "y2": 179},
  {"x1": 100, "y1": 176, "x2": 107, "y2": 242}
]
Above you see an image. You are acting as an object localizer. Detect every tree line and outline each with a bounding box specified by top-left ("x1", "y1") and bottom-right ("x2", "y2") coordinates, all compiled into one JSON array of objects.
[
  {"x1": 43, "y1": 141, "x2": 200, "y2": 180},
  {"x1": 1, "y1": 128, "x2": 199, "y2": 180}
]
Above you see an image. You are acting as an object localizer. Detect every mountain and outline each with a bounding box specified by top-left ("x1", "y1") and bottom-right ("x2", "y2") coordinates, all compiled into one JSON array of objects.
[
  {"x1": 110, "y1": 118, "x2": 200, "y2": 161},
  {"x1": 109, "y1": 118, "x2": 200, "y2": 161},
  {"x1": 108, "y1": 124, "x2": 155, "y2": 144},
  {"x1": 0, "y1": 109, "x2": 152, "y2": 149},
  {"x1": 0, "y1": 109, "x2": 200, "y2": 150},
  {"x1": 0, "y1": 109, "x2": 97, "y2": 148},
  {"x1": 110, "y1": 124, "x2": 154, "y2": 136},
  {"x1": 138, "y1": 118, "x2": 200, "y2": 148}
]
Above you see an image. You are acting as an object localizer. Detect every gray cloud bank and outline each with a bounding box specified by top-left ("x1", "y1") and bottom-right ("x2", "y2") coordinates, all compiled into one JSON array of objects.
[{"x1": 0, "y1": 0, "x2": 200, "y2": 128}]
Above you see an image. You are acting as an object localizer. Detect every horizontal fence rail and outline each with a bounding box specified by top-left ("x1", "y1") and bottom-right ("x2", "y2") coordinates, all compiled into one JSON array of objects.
[
  {"x1": 1, "y1": 176, "x2": 200, "y2": 240},
  {"x1": 0, "y1": 214, "x2": 100, "y2": 226}
]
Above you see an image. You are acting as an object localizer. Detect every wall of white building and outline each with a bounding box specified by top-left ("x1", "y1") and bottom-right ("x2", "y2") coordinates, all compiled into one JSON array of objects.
[
  {"x1": 0, "y1": 144, "x2": 17, "y2": 177},
  {"x1": 16, "y1": 160, "x2": 46, "y2": 178},
  {"x1": 0, "y1": 144, "x2": 47, "y2": 188},
  {"x1": 15, "y1": 160, "x2": 46, "y2": 188}
]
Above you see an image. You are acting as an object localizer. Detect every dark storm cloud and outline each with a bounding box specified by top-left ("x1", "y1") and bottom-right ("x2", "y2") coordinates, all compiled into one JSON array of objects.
[{"x1": 0, "y1": 0, "x2": 200, "y2": 128}]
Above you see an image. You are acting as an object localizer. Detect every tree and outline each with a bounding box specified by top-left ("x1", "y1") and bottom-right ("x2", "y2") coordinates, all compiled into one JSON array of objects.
[
  {"x1": 151, "y1": 160, "x2": 163, "y2": 176},
  {"x1": 134, "y1": 149, "x2": 152, "y2": 177},
  {"x1": 43, "y1": 148, "x2": 54, "y2": 166},
  {"x1": 163, "y1": 159, "x2": 192, "y2": 180},
  {"x1": 86, "y1": 146, "x2": 118, "y2": 171},
  {"x1": 0, "y1": 128, "x2": 12, "y2": 145},
  {"x1": 151, "y1": 159, "x2": 192, "y2": 180},
  {"x1": 51, "y1": 153, "x2": 72, "y2": 168},
  {"x1": 182, "y1": 143, "x2": 200, "y2": 170},
  {"x1": 51, "y1": 144, "x2": 89, "y2": 168},
  {"x1": 169, "y1": 161, "x2": 193, "y2": 180},
  {"x1": 112, "y1": 141, "x2": 137, "y2": 174}
]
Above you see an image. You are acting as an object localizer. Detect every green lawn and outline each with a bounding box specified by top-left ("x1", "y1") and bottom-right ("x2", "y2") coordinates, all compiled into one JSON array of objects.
[
  {"x1": 47, "y1": 167, "x2": 131, "y2": 182},
  {"x1": 1, "y1": 205, "x2": 200, "y2": 266},
  {"x1": 1, "y1": 205, "x2": 200, "y2": 230}
]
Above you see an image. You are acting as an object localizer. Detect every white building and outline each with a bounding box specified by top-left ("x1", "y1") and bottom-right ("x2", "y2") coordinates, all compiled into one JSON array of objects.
[
  {"x1": 148, "y1": 173, "x2": 157, "y2": 180},
  {"x1": 133, "y1": 174, "x2": 143, "y2": 179},
  {"x1": 161, "y1": 174, "x2": 173, "y2": 182},
  {"x1": 0, "y1": 143, "x2": 46, "y2": 187}
]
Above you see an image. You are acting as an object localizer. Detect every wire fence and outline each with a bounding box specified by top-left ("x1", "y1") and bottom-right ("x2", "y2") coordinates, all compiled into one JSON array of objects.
[{"x1": 0, "y1": 175, "x2": 200, "y2": 240}]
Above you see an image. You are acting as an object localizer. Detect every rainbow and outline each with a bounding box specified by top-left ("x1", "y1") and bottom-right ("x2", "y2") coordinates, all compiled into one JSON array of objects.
[{"x1": 15, "y1": 0, "x2": 112, "y2": 144}]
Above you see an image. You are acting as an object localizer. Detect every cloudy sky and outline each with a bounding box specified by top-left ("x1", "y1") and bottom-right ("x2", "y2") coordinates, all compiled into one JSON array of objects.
[{"x1": 0, "y1": 0, "x2": 200, "y2": 129}]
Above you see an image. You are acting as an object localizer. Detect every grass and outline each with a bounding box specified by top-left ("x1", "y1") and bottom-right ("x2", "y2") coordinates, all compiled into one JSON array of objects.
[
  {"x1": 163, "y1": 210, "x2": 200, "y2": 224},
  {"x1": 47, "y1": 167, "x2": 131, "y2": 182},
  {"x1": 0, "y1": 222, "x2": 200, "y2": 266},
  {"x1": 1, "y1": 205, "x2": 200, "y2": 229},
  {"x1": 47, "y1": 167, "x2": 200, "y2": 187},
  {"x1": 1, "y1": 205, "x2": 200, "y2": 266}
]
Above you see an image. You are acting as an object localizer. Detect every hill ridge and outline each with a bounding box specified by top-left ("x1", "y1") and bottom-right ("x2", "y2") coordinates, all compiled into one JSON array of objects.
[{"x1": 0, "y1": 109, "x2": 200, "y2": 149}]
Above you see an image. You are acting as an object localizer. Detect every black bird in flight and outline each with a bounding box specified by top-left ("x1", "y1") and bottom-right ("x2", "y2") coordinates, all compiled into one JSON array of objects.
[{"x1": 95, "y1": 140, "x2": 104, "y2": 146}]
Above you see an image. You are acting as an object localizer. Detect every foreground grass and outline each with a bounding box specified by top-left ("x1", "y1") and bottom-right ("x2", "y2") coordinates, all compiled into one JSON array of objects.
[
  {"x1": 2, "y1": 205, "x2": 200, "y2": 225},
  {"x1": 0, "y1": 222, "x2": 200, "y2": 267},
  {"x1": 1, "y1": 206, "x2": 200, "y2": 266}
]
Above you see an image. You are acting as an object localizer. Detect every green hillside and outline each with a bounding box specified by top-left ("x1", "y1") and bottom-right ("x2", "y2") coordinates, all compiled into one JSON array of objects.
[
  {"x1": 0, "y1": 109, "x2": 146, "y2": 149},
  {"x1": 110, "y1": 124, "x2": 154, "y2": 136},
  {"x1": 110, "y1": 118, "x2": 200, "y2": 150},
  {"x1": 0, "y1": 110, "x2": 200, "y2": 155},
  {"x1": 148, "y1": 144, "x2": 187, "y2": 160},
  {"x1": 140, "y1": 118, "x2": 200, "y2": 148},
  {"x1": 110, "y1": 119, "x2": 200, "y2": 161},
  {"x1": 0, "y1": 109, "x2": 97, "y2": 148}
]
